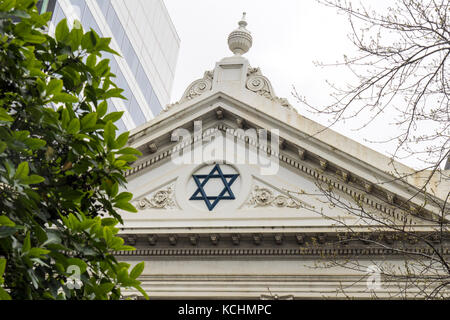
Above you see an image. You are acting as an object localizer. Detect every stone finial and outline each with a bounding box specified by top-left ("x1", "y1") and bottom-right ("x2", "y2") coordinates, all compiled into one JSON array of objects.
[{"x1": 228, "y1": 12, "x2": 253, "y2": 55}]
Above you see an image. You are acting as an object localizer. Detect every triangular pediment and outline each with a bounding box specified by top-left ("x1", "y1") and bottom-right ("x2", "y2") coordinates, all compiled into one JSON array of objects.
[
  {"x1": 119, "y1": 98, "x2": 446, "y2": 234},
  {"x1": 119, "y1": 56, "x2": 446, "y2": 233}
]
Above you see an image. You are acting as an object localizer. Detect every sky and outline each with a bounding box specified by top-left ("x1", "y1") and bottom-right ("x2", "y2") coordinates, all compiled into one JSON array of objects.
[{"x1": 163, "y1": 0, "x2": 426, "y2": 170}]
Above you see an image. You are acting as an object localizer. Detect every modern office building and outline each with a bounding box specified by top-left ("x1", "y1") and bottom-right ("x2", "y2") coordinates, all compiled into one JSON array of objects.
[{"x1": 39, "y1": 0, "x2": 180, "y2": 132}]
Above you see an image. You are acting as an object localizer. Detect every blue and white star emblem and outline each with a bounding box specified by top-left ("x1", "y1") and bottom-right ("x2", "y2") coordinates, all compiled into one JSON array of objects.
[{"x1": 189, "y1": 164, "x2": 240, "y2": 211}]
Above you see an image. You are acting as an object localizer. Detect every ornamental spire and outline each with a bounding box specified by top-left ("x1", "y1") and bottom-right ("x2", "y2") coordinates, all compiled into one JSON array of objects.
[{"x1": 227, "y1": 12, "x2": 253, "y2": 55}]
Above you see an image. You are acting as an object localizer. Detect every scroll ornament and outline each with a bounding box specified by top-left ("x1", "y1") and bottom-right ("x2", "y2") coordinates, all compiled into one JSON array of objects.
[
  {"x1": 246, "y1": 185, "x2": 303, "y2": 209},
  {"x1": 246, "y1": 67, "x2": 297, "y2": 112},
  {"x1": 180, "y1": 70, "x2": 214, "y2": 102},
  {"x1": 137, "y1": 186, "x2": 176, "y2": 209}
]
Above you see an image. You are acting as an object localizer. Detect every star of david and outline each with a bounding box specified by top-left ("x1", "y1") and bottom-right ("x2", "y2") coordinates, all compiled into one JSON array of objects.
[{"x1": 189, "y1": 164, "x2": 240, "y2": 211}]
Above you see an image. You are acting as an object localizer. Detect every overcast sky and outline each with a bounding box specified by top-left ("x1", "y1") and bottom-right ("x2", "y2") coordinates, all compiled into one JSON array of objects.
[{"x1": 163, "y1": 0, "x2": 425, "y2": 170}]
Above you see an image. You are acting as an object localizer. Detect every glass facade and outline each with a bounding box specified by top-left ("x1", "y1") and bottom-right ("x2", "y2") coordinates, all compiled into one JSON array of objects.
[
  {"x1": 98, "y1": 0, "x2": 163, "y2": 116},
  {"x1": 46, "y1": 0, "x2": 179, "y2": 133}
]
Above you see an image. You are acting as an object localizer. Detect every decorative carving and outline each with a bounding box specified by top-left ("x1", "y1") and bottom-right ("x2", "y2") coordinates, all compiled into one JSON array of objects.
[
  {"x1": 274, "y1": 234, "x2": 284, "y2": 245},
  {"x1": 246, "y1": 73, "x2": 274, "y2": 100},
  {"x1": 387, "y1": 193, "x2": 396, "y2": 205},
  {"x1": 408, "y1": 235, "x2": 418, "y2": 244},
  {"x1": 189, "y1": 235, "x2": 199, "y2": 246},
  {"x1": 168, "y1": 234, "x2": 178, "y2": 246},
  {"x1": 163, "y1": 101, "x2": 179, "y2": 112},
  {"x1": 210, "y1": 234, "x2": 220, "y2": 245},
  {"x1": 148, "y1": 235, "x2": 158, "y2": 246},
  {"x1": 137, "y1": 185, "x2": 176, "y2": 210},
  {"x1": 298, "y1": 148, "x2": 306, "y2": 160},
  {"x1": 317, "y1": 234, "x2": 327, "y2": 244},
  {"x1": 236, "y1": 118, "x2": 245, "y2": 129},
  {"x1": 319, "y1": 159, "x2": 328, "y2": 170},
  {"x1": 216, "y1": 109, "x2": 224, "y2": 120},
  {"x1": 180, "y1": 70, "x2": 213, "y2": 102},
  {"x1": 431, "y1": 233, "x2": 441, "y2": 244},
  {"x1": 279, "y1": 138, "x2": 286, "y2": 150},
  {"x1": 253, "y1": 234, "x2": 263, "y2": 245},
  {"x1": 384, "y1": 234, "x2": 394, "y2": 245},
  {"x1": 246, "y1": 67, "x2": 297, "y2": 112},
  {"x1": 125, "y1": 235, "x2": 137, "y2": 245},
  {"x1": 148, "y1": 143, "x2": 158, "y2": 154},
  {"x1": 231, "y1": 234, "x2": 240, "y2": 246},
  {"x1": 339, "y1": 170, "x2": 349, "y2": 183},
  {"x1": 296, "y1": 234, "x2": 304, "y2": 245},
  {"x1": 247, "y1": 67, "x2": 260, "y2": 76},
  {"x1": 246, "y1": 185, "x2": 305, "y2": 209}
]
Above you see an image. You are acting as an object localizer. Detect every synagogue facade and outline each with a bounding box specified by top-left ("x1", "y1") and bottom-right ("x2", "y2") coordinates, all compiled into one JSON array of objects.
[{"x1": 116, "y1": 15, "x2": 450, "y2": 299}]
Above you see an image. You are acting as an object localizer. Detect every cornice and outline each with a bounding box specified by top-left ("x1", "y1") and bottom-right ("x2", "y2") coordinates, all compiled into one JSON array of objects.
[
  {"x1": 116, "y1": 232, "x2": 450, "y2": 257},
  {"x1": 124, "y1": 122, "x2": 441, "y2": 224}
]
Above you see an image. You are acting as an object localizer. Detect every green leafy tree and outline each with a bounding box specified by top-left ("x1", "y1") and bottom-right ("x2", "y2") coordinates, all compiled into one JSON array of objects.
[{"x1": 0, "y1": 0, "x2": 147, "y2": 299}]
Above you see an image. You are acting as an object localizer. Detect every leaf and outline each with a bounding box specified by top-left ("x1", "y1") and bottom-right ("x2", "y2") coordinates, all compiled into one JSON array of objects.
[
  {"x1": 0, "y1": 226, "x2": 20, "y2": 238},
  {"x1": 114, "y1": 192, "x2": 133, "y2": 203},
  {"x1": 96, "y1": 101, "x2": 107, "y2": 118},
  {"x1": 97, "y1": 283, "x2": 114, "y2": 296},
  {"x1": 0, "y1": 0, "x2": 15, "y2": 12},
  {"x1": 0, "y1": 108, "x2": 13, "y2": 122},
  {"x1": 114, "y1": 201, "x2": 138, "y2": 213},
  {"x1": 102, "y1": 111, "x2": 124, "y2": 124},
  {"x1": 119, "y1": 245, "x2": 135, "y2": 251},
  {"x1": 0, "y1": 258, "x2": 6, "y2": 278},
  {"x1": 95, "y1": 59, "x2": 110, "y2": 77},
  {"x1": 103, "y1": 227, "x2": 113, "y2": 246},
  {"x1": 110, "y1": 181, "x2": 119, "y2": 198},
  {"x1": 14, "y1": 161, "x2": 29, "y2": 180},
  {"x1": 86, "y1": 54, "x2": 97, "y2": 69},
  {"x1": 81, "y1": 31, "x2": 97, "y2": 51},
  {"x1": 55, "y1": 18, "x2": 69, "y2": 42},
  {"x1": 27, "y1": 269, "x2": 39, "y2": 289},
  {"x1": 114, "y1": 160, "x2": 126, "y2": 167},
  {"x1": 117, "y1": 147, "x2": 142, "y2": 156},
  {"x1": 25, "y1": 138, "x2": 46, "y2": 150},
  {"x1": 81, "y1": 113, "x2": 97, "y2": 130},
  {"x1": 28, "y1": 248, "x2": 50, "y2": 258},
  {"x1": 102, "y1": 88, "x2": 124, "y2": 100},
  {"x1": 0, "y1": 216, "x2": 15, "y2": 227},
  {"x1": 134, "y1": 285, "x2": 149, "y2": 300},
  {"x1": 42, "y1": 232, "x2": 61, "y2": 247},
  {"x1": 22, "y1": 231, "x2": 31, "y2": 253},
  {"x1": 47, "y1": 78, "x2": 63, "y2": 95},
  {"x1": 61, "y1": 108, "x2": 70, "y2": 129},
  {"x1": 103, "y1": 121, "x2": 116, "y2": 149},
  {"x1": 130, "y1": 262, "x2": 145, "y2": 279},
  {"x1": 0, "y1": 141, "x2": 6, "y2": 153},
  {"x1": 10, "y1": 9, "x2": 29, "y2": 19},
  {"x1": 114, "y1": 131, "x2": 129, "y2": 149},
  {"x1": 67, "y1": 118, "x2": 80, "y2": 134},
  {"x1": 22, "y1": 33, "x2": 46, "y2": 44},
  {"x1": 53, "y1": 93, "x2": 78, "y2": 103},
  {"x1": 69, "y1": 25, "x2": 83, "y2": 51},
  {"x1": 66, "y1": 258, "x2": 87, "y2": 274},
  {"x1": 21, "y1": 175, "x2": 45, "y2": 185},
  {"x1": 117, "y1": 154, "x2": 138, "y2": 163},
  {"x1": 0, "y1": 287, "x2": 11, "y2": 301},
  {"x1": 101, "y1": 218, "x2": 117, "y2": 227}
]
